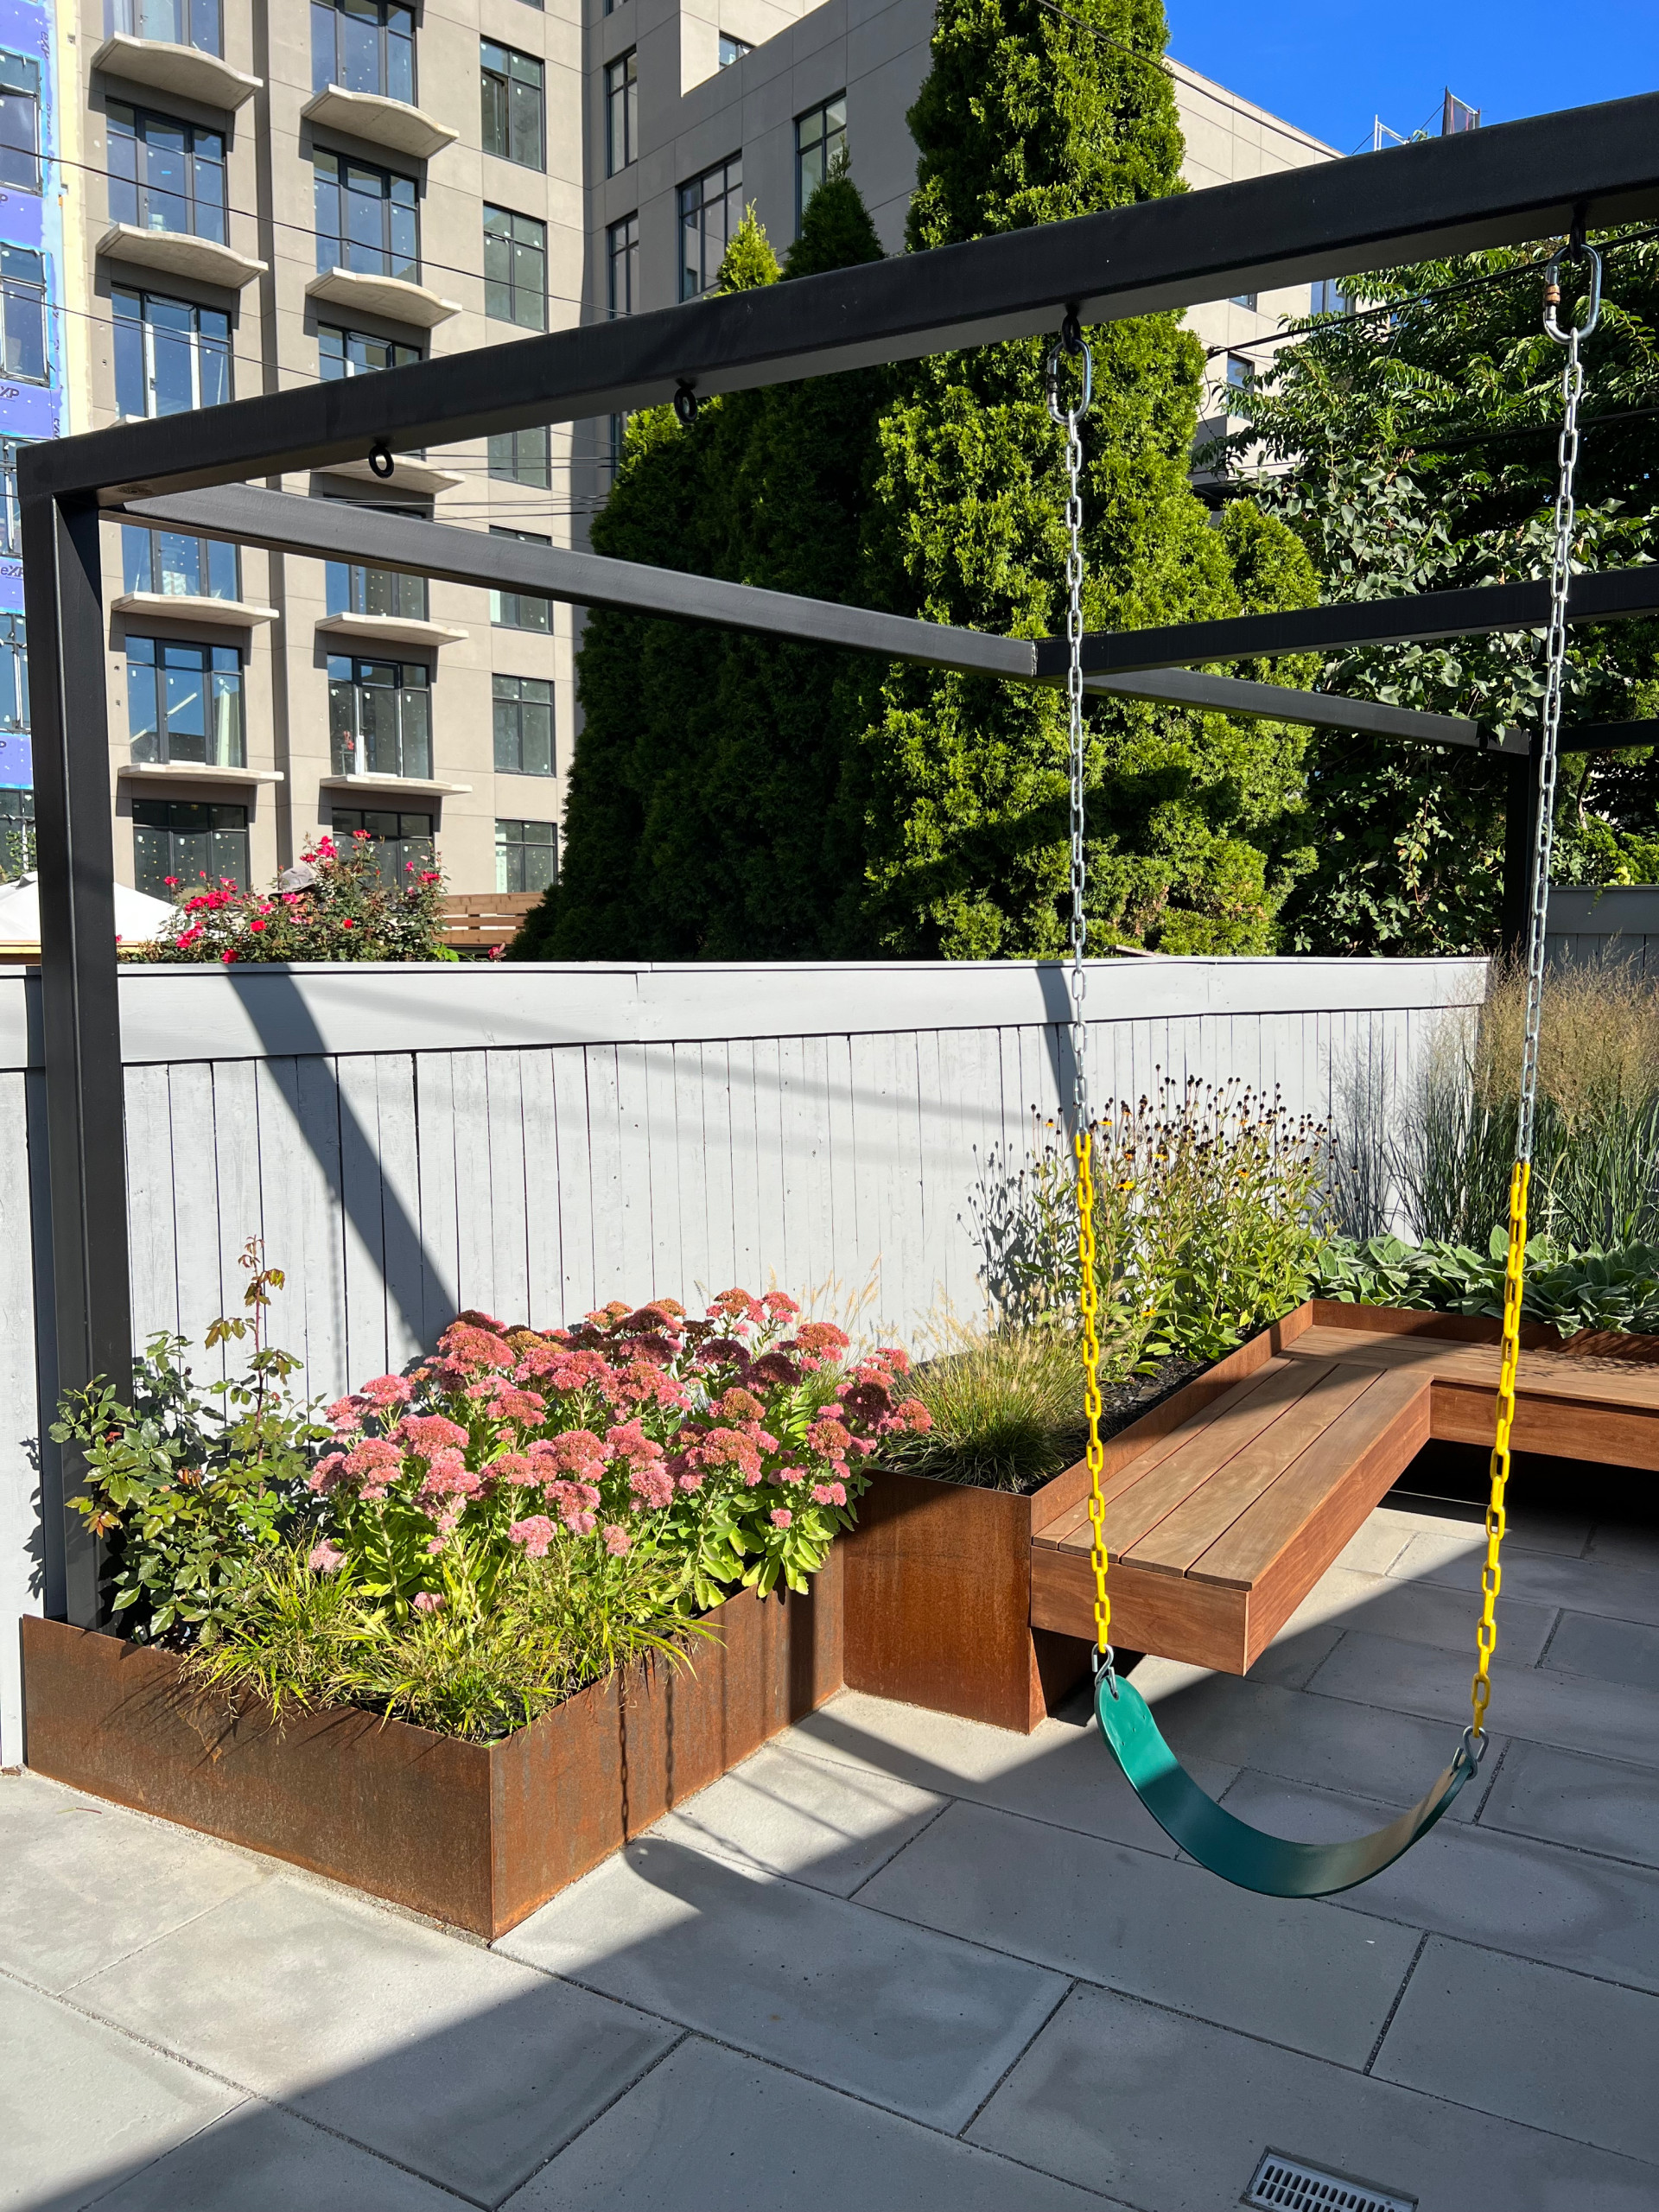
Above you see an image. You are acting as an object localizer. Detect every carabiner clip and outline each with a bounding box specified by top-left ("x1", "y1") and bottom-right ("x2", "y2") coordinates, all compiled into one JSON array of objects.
[
  {"x1": 1543, "y1": 240, "x2": 1601, "y2": 345},
  {"x1": 1092, "y1": 1642, "x2": 1119, "y2": 1700},
  {"x1": 1046, "y1": 309, "x2": 1093, "y2": 427}
]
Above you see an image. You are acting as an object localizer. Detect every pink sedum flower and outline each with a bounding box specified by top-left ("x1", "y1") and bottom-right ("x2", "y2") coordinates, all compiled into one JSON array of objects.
[
  {"x1": 412, "y1": 1591, "x2": 445, "y2": 1614},
  {"x1": 360, "y1": 1372, "x2": 414, "y2": 1407},
  {"x1": 810, "y1": 1481, "x2": 847, "y2": 1507},
  {"x1": 602, "y1": 1523, "x2": 632, "y2": 1555},
  {"x1": 308, "y1": 1540, "x2": 346, "y2": 1573},
  {"x1": 508, "y1": 1514, "x2": 556, "y2": 1559},
  {"x1": 770, "y1": 1509, "x2": 792, "y2": 1529}
]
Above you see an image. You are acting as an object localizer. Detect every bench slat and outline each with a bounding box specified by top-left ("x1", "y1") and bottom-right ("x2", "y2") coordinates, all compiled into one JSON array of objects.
[{"x1": 1122, "y1": 1360, "x2": 1381, "y2": 1580}]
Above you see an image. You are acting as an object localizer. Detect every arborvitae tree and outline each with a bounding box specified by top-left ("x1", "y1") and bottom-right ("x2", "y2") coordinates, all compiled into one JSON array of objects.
[
  {"x1": 517, "y1": 213, "x2": 780, "y2": 959},
  {"x1": 833, "y1": 0, "x2": 1319, "y2": 957}
]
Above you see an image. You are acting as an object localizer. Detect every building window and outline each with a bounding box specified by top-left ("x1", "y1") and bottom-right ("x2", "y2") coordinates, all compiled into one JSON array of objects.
[
  {"x1": 795, "y1": 95, "x2": 844, "y2": 226},
  {"x1": 0, "y1": 788, "x2": 33, "y2": 879},
  {"x1": 0, "y1": 54, "x2": 41, "y2": 194},
  {"x1": 717, "y1": 33, "x2": 750, "y2": 66},
  {"x1": 604, "y1": 50, "x2": 636, "y2": 175},
  {"x1": 328, "y1": 656, "x2": 431, "y2": 779},
  {"x1": 1224, "y1": 352, "x2": 1254, "y2": 391},
  {"x1": 0, "y1": 437, "x2": 31, "y2": 556},
  {"x1": 112, "y1": 0, "x2": 222, "y2": 57},
  {"x1": 1312, "y1": 278, "x2": 1350, "y2": 316},
  {"x1": 121, "y1": 524, "x2": 239, "y2": 601},
  {"x1": 489, "y1": 530, "x2": 551, "y2": 632},
  {"x1": 607, "y1": 413, "x2": 626, "y2": 476},
  {"x1": 484, "y1": 205, "x2": 546, "y2": 328},
  {"x1": 128, "y1": 638, "x2": 245, "y2": 767},
  {"x1": 114, "y1": 288, "x2": 229, "y2": 416},
  {"x1": 319, "y1": 322, "x2": 421, "y2": 378},
  {"x1": 133, "y1": 799, "x2": 248, "y2": 899},
  {"x1": 0, "y1": 247, "x2": 47, "y2": 385},
  {"x1": 325, "y1": 563, "x2": 428, "y2": 620},
  {"x1": 487, "y1": 426, "x2": 550, "y2": 487},
  {"x1": 607, "y1": 213, "x2": 637, "y2": 317},
  {"x1": 1230, "y1": 290, "x2": 1257, "y2": 310},
  {"x1": 107, "y1": 105, "x2": 226, "y2": 241},
  {"x1": 311, "y1": 0, "x2": 415, "y2": 102},
  {"x1": 496, "y1": 817, "x2": 556, "y2": 892},
  {"x1": 678, "y1": 153, "x2": 741, "y2": 300},
  {"x1": 330, "y1": 804, "x2": 433, "y2": 885},
  {"x1": 0, "y1": 613, "x2": 26, "y2": 732},
  {"x1": 480, "y1": 41, "x2": 543, "y2": 170},
  {"x1": 493, "y1": 678, "x2": 554, "y2": 776},
  {"x1": 314, "y1": 150, "x2": 419, "y2": 283}
]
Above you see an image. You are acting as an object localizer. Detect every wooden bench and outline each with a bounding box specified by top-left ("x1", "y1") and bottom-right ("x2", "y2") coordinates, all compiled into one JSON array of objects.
[{"x1": 1030, "y1": 1302, "x2": 1659, "y2": 1675}]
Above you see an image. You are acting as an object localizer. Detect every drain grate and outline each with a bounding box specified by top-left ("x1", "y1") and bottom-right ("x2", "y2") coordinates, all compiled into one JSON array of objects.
[{"x1": 1243, "y1": 2148, "x2": 1416, "y2": 2212}]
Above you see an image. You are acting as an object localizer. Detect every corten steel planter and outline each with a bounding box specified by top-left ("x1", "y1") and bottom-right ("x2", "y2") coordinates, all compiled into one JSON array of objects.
[
  {"x1": 842, "y1": 1308, "x2": 1327, "y2": 1734},
  {"x1": 22, "y1": 1549, "x2": 842, "y2": 1940}
]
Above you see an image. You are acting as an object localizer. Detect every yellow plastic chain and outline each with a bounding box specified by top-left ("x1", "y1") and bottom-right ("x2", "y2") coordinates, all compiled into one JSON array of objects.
[
  {"x1": 1471, "y1": 1159, "x2": 1529, "y2": 1744},
  {"x1": 1075, "y1": 1127, "x2": 1109, "y2": 1655}
]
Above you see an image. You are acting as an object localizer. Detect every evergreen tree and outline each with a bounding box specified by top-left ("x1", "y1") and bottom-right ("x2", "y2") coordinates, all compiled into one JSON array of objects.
[{"x1": 834, "y1": 0, "x2": 1319, "y2": 957}]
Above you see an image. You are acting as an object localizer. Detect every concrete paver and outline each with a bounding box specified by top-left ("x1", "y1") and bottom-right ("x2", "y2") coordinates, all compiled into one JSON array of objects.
[
  {"x1": 1273, "y1": 1562, "x2": 1557, "y2": 1663},
  {"x1": 1219, "y1": 1769, "x2": 1659, "y2": 1990},
  {"x1": 1307, "y1": 1627, "x2": 1659, "y2": 1767},
  {"x1": 857, "y1": 1796, "x2": 1419, "y2": 2067},
  {"x1": 647, "y1": 1740, "x2": 945, "y2": 1897},
  {"x1": 67, "y1": 2101, "x2": 461, "y2": 2212},
  {"x1": 786, "y1": 1685, "x2": 1238, "y2": 1859},
  {"x1": 503, "y1": 2034, "x2": 1106, "y2": 2211},
  {"x1": 68, "y1": 1873, "x2": 676, "y2": 2204},
  {"x1": 969, "y1": 1980, "x2": 1659, "y2": 2212},
  {"x1": 1389, "y1": 1532, "x2": 1659, "y2": 1627},
  {"x1": 1478, "y1": 1738, "x2": 1659, "y2": 1870},
  {"x1": 0, "y1": 1971, "x2": 238, "y2": 2212},
  {"x1": 498, "y1": 1834, "x2": 1067, "y2": 2133},
  {"x1": 0, "y1": 1774, "x2": 267, "y2": 1995},
  {"x1": 1376, "y1": 1496, "x2": 1593, "y2": 1556},
  {"x1": 1543, "y1": 1609, "x2": 1659, "y2": 1692},
  {"x1": 1375, "y1": 1934, "x2": 1659, "y2": 2164},
  {"x1": 1586, "y1": 1522, "x2": 1659, "y2": 1570}
]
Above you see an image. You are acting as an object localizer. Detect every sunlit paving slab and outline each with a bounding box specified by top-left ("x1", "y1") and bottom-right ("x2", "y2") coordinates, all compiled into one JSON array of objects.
[{"x1": 6, "y1": 1489, "x2": 1659, "y2": 2212}]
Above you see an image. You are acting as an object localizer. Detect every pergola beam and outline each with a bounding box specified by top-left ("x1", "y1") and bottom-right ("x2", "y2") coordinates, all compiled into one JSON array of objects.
[
  {"x1": 22, "y1": 89, "x2": 1659, "y2": 505},
  {"x1": 124, "y1": 486, "x2": 1508, "y2": 753}
]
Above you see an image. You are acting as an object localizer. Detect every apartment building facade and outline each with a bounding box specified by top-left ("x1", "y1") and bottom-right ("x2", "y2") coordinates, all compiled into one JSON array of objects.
[{"x1": 30, "y1": 0, "x2": 1332, "y2": 902}]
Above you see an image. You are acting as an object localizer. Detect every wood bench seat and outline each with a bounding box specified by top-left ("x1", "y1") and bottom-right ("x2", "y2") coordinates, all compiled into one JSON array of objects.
[{"x1": 1029, "y1": 1305, "x2": 1659, "y2": 1675}]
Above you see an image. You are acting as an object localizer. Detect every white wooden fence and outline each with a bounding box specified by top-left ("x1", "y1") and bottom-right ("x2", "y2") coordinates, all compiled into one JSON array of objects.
[
  {"x1": 0, "y1": 952, "x2": 1488, "y2": 1763},
  {"x1": 1546, "y1": 887, "x2": 1659, "y2": 973}
]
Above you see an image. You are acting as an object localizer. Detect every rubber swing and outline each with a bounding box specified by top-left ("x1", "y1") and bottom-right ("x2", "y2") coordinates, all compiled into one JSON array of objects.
[{"x1": 1094, "y1": 1668, "x2": 1477, "y2": 1898}]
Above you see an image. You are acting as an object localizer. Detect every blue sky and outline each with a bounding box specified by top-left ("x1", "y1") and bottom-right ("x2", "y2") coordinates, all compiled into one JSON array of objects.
[{"x1": 1165, "y1": 0, "x2": 1659, "y2": 155}]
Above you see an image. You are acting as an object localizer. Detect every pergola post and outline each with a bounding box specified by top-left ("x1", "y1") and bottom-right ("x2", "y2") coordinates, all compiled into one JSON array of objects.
[
  {"x1": 1499, "y1": 746, "x2": 1543, "y2": 969},
  {"x1": 21, "y1": 490, "x2": 130, "y2": 1629}
]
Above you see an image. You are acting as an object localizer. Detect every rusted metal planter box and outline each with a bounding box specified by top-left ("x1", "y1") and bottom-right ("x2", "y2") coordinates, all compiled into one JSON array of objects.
[
  {"x1": 841, "y1": 1316, "x2": 1313, "y2": 1733},
  {"x1": 22, "y1": 1550, "x2": 842, "y2": 1940}
]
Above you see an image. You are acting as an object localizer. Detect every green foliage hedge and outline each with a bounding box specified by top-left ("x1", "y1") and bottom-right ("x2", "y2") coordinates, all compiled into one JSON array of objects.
[{"x1": 1313, "y1": 1231, "x2": 1659, "y2": 1340}]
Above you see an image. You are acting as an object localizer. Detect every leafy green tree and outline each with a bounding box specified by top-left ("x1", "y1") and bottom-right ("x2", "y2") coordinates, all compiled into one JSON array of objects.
[
  {"x1": 834, "y1": 0, "x2": 1319, "y2": 957},
  {"x1": 1224, "y1": 237, "x2": 1659, "y2": 955}
]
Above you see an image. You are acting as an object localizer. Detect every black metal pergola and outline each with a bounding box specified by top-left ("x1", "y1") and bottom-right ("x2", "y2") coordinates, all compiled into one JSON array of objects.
[{"x1": 25, "y1": 89, "x2": 1659, "y2": 1626}]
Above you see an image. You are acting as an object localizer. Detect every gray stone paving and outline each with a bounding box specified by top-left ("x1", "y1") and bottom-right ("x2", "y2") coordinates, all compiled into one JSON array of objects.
[{"x1": 4, "y1": 1491, "x2": 1659, "y2": 2211}]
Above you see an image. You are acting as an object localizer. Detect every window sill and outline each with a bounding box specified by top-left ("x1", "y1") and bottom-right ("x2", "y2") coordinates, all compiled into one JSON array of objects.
[
  {"x1": 302, "y1": 85, "x2": 458, "y2": 162},
  {"x1": 315, "y1": 612, "x2": 467, "y2": 649},
  {"x1": 92, "y1": 34, "x2": 261, "y2": 111},
  {"x1": 320, "y1": 772, "x2": 471, "y2": 798},
  {"x1": 119, "y1": 762, "x2": 283, "y2": 786},
  {"x1": 307, "y1": 266, "x2": 460, "y2": 330},
  {"x1": 112, "y1": 593, "x2": 278, "y2": 628},
  {"x1": 98, "y1": 224, "x2": 266, "y2": 292}
]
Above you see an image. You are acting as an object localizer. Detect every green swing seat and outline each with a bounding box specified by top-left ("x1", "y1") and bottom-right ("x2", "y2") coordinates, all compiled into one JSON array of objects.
[{"x1": 1094, "y1": 1668, "x2": 1477, "y2": 1899}]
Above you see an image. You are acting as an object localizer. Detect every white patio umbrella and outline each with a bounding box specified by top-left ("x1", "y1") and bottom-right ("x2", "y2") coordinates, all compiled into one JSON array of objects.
[{"x1": 0, "y1": 871, "x2": 176, "y2": 945}]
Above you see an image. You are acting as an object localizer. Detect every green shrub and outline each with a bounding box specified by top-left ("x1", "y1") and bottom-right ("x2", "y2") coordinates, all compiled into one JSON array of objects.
[
  {"x1": 975, "y1": 1077, "x2": 1333, "y2": 1371},
  {"x1": 130, "y1": 830, "x2": 450, "y2": 964}
]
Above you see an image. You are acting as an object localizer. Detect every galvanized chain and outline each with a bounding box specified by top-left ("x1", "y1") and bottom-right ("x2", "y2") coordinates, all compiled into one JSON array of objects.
[
  {"x1": 1468, "y1": 240, "x2": 1600, "y2": 1762},
  {"x1": 1047, "y1": 313, "x2": 1113, "y2": 1682}
]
